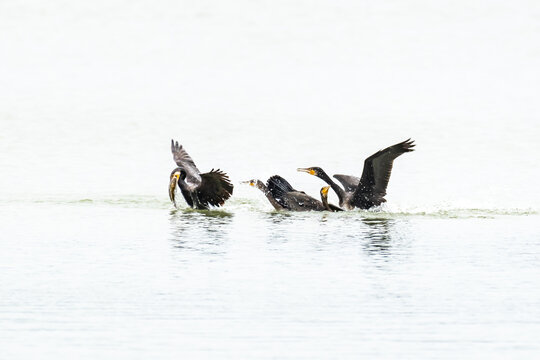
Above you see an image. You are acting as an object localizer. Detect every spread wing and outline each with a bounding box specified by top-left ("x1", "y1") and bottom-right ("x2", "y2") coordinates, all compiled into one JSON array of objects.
[
  {"x1": 266, "y1": 175, "x2": 298, "y2": 209},
  {"x1": 333, "y1": 174, "x2": 361, "y2": 192},
  {"x1": 197, "y1": 169, "x2": 234, "y2": 207},
  {"x1": 355, "y1": 139, "x2": 415, "y2": 200},
  {"x1": 171, "y1": 139, "x2": 201, "y2": 186},
  {"x1": 266, "y1": 176, "x2": 322, "y2": 210}
]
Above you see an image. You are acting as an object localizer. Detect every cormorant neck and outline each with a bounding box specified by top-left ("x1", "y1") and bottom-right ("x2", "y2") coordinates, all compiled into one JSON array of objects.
[
  {"x1": 256, "y1": 179, "x2": 283, "y2": 210},
  {"x1": 256, "y1": 180, "x2": 267, "y2": 192},
  {"x1": 321, "y1": 194, "x2": 330, "y2": 211},
  {"x1": 317, "y1": 170, "x2": 345, "y2": 201},
  {"x1": 177, "y1": 177, "x2": 187, "y2": 189}
]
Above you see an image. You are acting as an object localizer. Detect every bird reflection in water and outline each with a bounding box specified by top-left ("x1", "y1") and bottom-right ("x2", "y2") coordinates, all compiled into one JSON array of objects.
[
  {"x1": 264, "y1": 210, "x2": 294, "y2": 224},
  {"x1": 360, "y1": 218, "x2": 394, "y2": 256},
  {"x1": 262, "y1": 211, "x2": 295, "y2": 247},
  {"x1": 169, "y1": 208, "x2": 233, "y2": 258}
]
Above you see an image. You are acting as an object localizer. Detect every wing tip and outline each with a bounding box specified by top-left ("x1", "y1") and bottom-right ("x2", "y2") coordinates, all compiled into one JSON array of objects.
[
  {"x1": 401, "y1": 138, "x2": 416, "y2": 152},
  {"x1": 171, "y1": 139, "x2": 181, "y2": 153}
]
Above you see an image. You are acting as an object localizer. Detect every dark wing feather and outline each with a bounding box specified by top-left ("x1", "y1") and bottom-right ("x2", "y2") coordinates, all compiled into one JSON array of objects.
[
  {"x1": 266, "y1": 175, "x2": 296, "y2": 208},
  {"x1": 356, "y1": 139, "x2": 415, "y2": 199},
  {"x1": 196, "y1": 169, "x2": 234, "y2": 207},
  {"x1": 266, "y1": 176, "x2": 325, "y2": 211},
  {"x1": 171, "y1": 139, "x2": 201, "y2": 186},
  {"x1": 333, "y1": 174, "x2": 361, "y2": 192},
  {"x1": 282, "y1": 192, "x2": 325, "y2": 211}
]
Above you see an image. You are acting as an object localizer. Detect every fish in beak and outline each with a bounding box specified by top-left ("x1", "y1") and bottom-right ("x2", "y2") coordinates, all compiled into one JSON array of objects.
[{"x1": 169, "y1": 172, "x2": 180, "y2": 206}]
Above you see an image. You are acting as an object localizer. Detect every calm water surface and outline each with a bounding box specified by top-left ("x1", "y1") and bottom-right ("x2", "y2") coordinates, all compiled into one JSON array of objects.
[{"x1": 1, "y1": 200, "x2": 539, "y2": 359}]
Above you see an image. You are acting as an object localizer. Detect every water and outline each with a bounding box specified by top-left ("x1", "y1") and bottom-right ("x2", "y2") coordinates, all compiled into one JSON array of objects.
[
  {"x1": 2, "y1": 201, "x2": 539, "y2": 359},
  {"x1": 2, "y1": 0, "x2": 540, "y2": 358}
]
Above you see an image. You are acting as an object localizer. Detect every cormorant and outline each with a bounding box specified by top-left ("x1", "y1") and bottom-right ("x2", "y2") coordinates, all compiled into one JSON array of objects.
[
  {"x1": 243, "y1": 175, "x2": 341, "y2": 211},
  {"x1": 298, "y1": 139, "x2": 415, "y2": 210},
  {"x1": 320, "y1": 186, "x2": 343, "y2": 212},
  {"x1": 169, "y1": 139, "x2": 233, "y2": 209}
]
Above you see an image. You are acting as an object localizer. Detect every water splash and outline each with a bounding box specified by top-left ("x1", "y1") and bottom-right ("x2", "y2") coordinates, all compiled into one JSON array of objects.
[{"x1": 1, "y1": 195, "x2": 536, "y2": 218}]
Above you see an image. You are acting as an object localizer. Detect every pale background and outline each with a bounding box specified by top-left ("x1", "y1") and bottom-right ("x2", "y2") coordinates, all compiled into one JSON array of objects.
[{"x1": 1, "y1": 0, "x2": 539, "y2": 209}]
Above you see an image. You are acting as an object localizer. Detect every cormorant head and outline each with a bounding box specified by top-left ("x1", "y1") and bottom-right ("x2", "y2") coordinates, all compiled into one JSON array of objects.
[
  {"x1": 320, "y1": 186, "x2": 330, "y2": 198},
  {"x1": 170, "y1": 167, "x2": 186, "y2": 181},
  {"x1": 241, "y1": 179, "x2": 264, "y2": 190},
  {"x1": 297, "y1": 167, "x2": 324, "y2": 177},
  {"x1": 241, "y1": 179, "x2": 257, "y2": 187}
]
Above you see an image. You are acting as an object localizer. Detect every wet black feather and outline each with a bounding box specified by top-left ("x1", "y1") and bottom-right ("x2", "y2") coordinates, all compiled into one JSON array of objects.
[
  {"x1": 353, "y1": 138, "x2": 415, "y2": 208},
  {"x1": 197, "y1": 169, "x2": 234, "y2": 207},
  {"x1": 266, "y1": 175, "x2": 296, "y2": 207}
]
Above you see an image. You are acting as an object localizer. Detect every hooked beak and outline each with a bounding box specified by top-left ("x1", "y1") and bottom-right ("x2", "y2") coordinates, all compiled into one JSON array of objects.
[
  {"x1": 297, "y1": 168, "x2": 316, "y2": 176},
  {"x1": 321, "y1": 186, "x2": 330, "y2": 195},
  {"x1": 241, "y1": 180, "x2": 255, "y2": 187}
]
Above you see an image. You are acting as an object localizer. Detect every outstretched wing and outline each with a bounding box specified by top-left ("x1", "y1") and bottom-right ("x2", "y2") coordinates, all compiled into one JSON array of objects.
[
  {"x1": 197, "y1": 169, "x2": 234, "y2": 207},
  {"x1": 171, "y1": 139, "x2": 201, "y2": 186},
  {"x1": 333, "y1": 174, "x2": 360, "y2": 192},
  {"x1": 355, "y1": 139, "x2": 415, "y2": 200}
]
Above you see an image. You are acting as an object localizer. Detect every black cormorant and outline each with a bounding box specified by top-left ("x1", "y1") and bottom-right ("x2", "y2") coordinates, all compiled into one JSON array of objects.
[
  {"x1": 298, "y1": 139, "x2": 415, "y2": 210},
  {"x1": 244, "y1": 175, "x2": 341, "y2": 212},
  {"x1": 169, "y1": 139, "x2": 233, "y2": 209}
]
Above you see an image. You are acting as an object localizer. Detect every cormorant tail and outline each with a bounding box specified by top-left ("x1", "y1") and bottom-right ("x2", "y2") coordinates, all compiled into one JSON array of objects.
[{"x1": 328, "y1": 204, "x2": 344, "y2": 212}]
